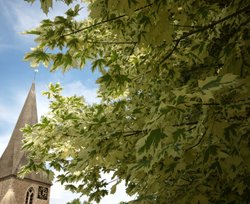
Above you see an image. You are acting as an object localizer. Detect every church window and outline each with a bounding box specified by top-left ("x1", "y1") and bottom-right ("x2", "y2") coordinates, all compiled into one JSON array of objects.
[{"x1": 25, "y1": 187, "x2": 34, "y2": 204}]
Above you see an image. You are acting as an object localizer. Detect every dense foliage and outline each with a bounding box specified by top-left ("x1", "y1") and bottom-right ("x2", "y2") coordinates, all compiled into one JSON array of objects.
[{"x1": 21, "y1": 0, "x2": 250, "y2": 203}]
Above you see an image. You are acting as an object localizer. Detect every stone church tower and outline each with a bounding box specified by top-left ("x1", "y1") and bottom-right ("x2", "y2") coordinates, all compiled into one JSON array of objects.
[{"x1": 0, "y1": 83, "x2": 52, "y2": 204}]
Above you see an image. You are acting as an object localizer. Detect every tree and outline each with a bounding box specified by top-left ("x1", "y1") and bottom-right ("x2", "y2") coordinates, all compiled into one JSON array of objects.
[
  {"x1": 66, "y1": 198, "x2": 92, "y2": 204},
  {"x1": 67, "y1": 198, "x2": 82, "y2": 204},
  {"x1": 20, "y1": 0, "x2": 250, "y2": 203}
]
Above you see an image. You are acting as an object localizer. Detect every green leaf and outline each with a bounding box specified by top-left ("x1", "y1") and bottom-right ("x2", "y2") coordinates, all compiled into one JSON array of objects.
[
  {"x1": 96, "y1": 74, "x2": 112, "y2": 85},
  {"x1": 198, "y1": 76, "x2": 221, "y2": 90},
  {"x1": 91, "y1": 58, "x2": 106, "y2": 72},
  {"x1": 191, "y1": 194, "x2": 209, "y2": 204},
  {"x1": 203, "y1": 145, "x2": 218, "y2": 163},
  {"x1": 110, "y1": 184, "x2": 117, "y2": 194},
  {"x1": 40, "y1": 0, "x2": 53, "y2": 14},
  {"x1": 220, "y1": 74, "x2": 237, "y2": 84},
  {"x1": 24, "y1": 0, "x2": 35, "y2": 4},
  {"x1": 24, "y1": 49, "x2": 50, "y2": 67},
  {"x1": 139, "y1": 128, "x2": 166, "y2": 153}
]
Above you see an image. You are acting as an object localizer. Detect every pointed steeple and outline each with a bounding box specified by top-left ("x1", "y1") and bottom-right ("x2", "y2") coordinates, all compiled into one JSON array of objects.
[{"x1": 0, "y1": 83, "x2": 51, "y2": 185}]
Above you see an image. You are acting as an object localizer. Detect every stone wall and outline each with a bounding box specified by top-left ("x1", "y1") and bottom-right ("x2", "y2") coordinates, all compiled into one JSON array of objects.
[
  {"x1": 0, "y1": 177, "x2": 13, "y2": 203},
  {"x1": 0, "y1": 176, "x2": 51, "y2": 204}
]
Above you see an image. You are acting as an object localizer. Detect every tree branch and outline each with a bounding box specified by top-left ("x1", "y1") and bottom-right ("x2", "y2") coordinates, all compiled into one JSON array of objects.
[
  {"x1": 129, "y1": 42, "x2": 137, "y2": 56},
  {"x1": 185, "y1": 100, "x2": 250, "y2": 107},
  {"x1": 160, "y1": 4, "x2": 250, "y2": 64},
  {"x1": 86, "y1": 41, "x2": 137, "y2": 45},
  {"x1": 185, "y1": 127, "x2": 208, "y2": 152},
  {"x1": 173, "y1": 24, "x2": 204, "y2": 29},
  {"x1": 123, "y1": 130, "x2": 143, "y2": 137},
  {"x1": 62, "y1": 3, "x2": 153, "y2": 37},
  {"x1": 160, "y1": 40, "x2": 180, "y2": 64},
  {"x1": 63, "y1": 14, "x2": 125, "y2": 37},
  {"x1": 173, "y1": 122, "x2": 198, "y2": 127},
  {"x1": 106, "y1": 178, "x2": 119, "y2": 185}
]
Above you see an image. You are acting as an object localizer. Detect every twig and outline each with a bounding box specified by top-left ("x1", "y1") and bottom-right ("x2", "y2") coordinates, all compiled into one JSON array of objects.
[
  {"x1": 173, "y1": 122, "x2": 198, "y2": 127},
  {"x1": 184, "y1": 100, "x2": 250, "y2": 107},
  {"x1": 160, "y1": 5, "x2": 250, "y2": 64},
  {"x1": 129, "y1": 42, "x2": 137, "y2": 56},
  {"x1": 160, "y1": 40, "x2": 180, "y2": 64},
  {"x1": 185, "y1": 127, "x2": 208, "y2": 152},
  {"x1": 123, "y1": 130, "x2": 143, "y2": 137},
  {"x1": 86, "y1": 41, "x2": 137, "y2": 45},
  {"x1": 63, "y1": 15, "x2": 126, "y2": 37},
  {"x1": 107, "y1": 178, "x2": 119, "y2": 185},
  {"x1": 173, "y1": 24, "x2": 204, "y2": 29},
  {"x1": 62, "y1": 3, "x2": 153, "y2": 37}
]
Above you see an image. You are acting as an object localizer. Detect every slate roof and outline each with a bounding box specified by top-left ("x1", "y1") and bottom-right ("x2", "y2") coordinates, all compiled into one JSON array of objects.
[{"x1": 0, "y1": 83, "x2": 51, "y2": 185}]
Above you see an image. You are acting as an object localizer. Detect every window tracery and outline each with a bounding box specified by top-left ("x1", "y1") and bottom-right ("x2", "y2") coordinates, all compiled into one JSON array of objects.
[{"x1": 25, "y1": 187, "x2": 34, "y2": 204}]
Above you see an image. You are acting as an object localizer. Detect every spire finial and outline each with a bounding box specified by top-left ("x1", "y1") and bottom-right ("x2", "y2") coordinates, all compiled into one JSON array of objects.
[{"x1": 33, "y1": 69, "x2": 39, "y2": 82}]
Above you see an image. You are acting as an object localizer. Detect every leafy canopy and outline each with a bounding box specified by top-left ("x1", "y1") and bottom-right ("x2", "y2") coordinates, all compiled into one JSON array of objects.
[{"x1": 21, "y1": 0, "x2": 250, "y2": 203}]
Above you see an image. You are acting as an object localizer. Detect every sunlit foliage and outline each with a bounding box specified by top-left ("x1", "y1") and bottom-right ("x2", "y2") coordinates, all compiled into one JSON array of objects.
[{"x1": 21, "y1": 0, "x2": 250, "y2": 203}]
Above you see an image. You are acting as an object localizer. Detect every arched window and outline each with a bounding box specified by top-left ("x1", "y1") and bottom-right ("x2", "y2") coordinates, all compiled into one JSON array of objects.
[{"x1": 25, "y1": 187, "x2": 34, "y2": 204}]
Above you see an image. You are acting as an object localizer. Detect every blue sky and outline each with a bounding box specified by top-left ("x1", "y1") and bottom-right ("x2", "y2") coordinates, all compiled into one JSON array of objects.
[{"x1": 0, "y1": 1, "x2": 133, "y2": 203}]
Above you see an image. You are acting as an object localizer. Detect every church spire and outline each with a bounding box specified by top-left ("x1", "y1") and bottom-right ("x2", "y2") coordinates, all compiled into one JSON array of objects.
[
  {"x1": 0, "y1": 83, "x2": 51, "y2": 185},
  {"x1": 0, "y1": 83, "x2": 37, "y2": 178}
]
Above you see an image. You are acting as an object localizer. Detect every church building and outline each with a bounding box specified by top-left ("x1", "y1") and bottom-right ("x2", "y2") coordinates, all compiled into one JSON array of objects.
[{"x1": 0, "y1": 83, "x2": 52, "y2": 204}]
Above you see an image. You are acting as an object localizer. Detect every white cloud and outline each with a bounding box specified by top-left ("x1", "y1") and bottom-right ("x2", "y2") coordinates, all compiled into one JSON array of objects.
[
  {"x1": 0, "y1": 0, "x2": 88, "y2": 45},
  {"x1": 36, "y1": 82, "x2": 50, "y2": 118},
  {"x1": 8, "y1": 3, "x2": 45, "y2": 33},
  {"x1": 50, "y1": 172, "x2": 135, "y2": 204},
  {"x1": 51, "y1": 181, "x2": 89, "y2": 204},
  {"x1": 63, "y1": 81, "x2": 100, "y2": 104},
  {"x1": 0, "y1": 1, "x2": 42, "y2": 45},
  {"x1": 34, "y1": 80, "x2": 100, "y2": 119},
  {"x1": 100, "y1": 173, "x2": 136, "y2": 204}
]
